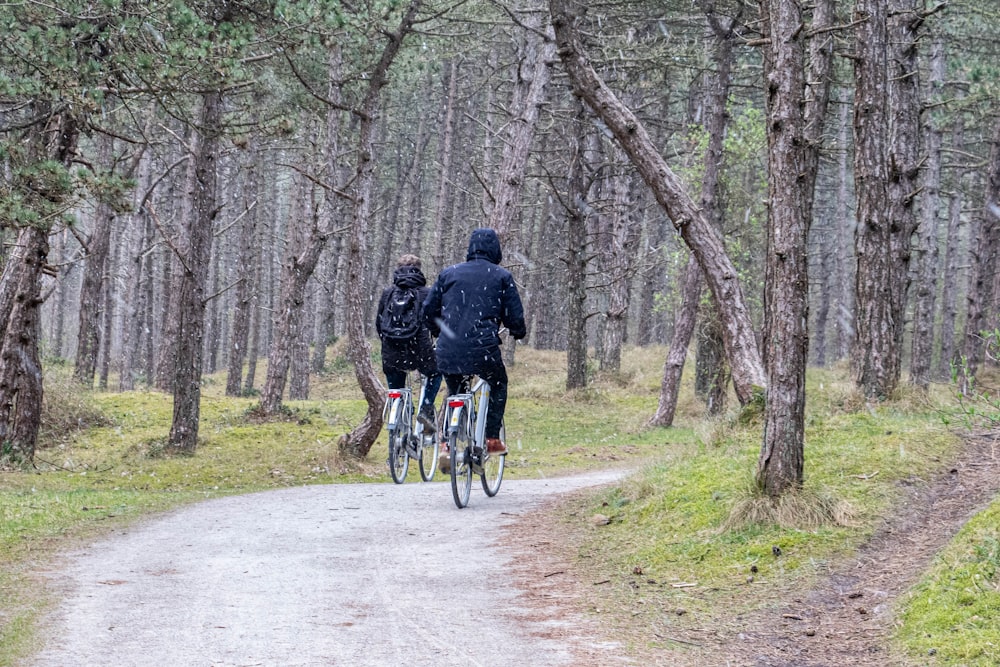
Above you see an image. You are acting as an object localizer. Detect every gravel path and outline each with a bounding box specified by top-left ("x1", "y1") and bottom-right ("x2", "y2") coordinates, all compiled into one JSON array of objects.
[{"x1": 30, "y1": 471, "x2": 629, "y2": 667}]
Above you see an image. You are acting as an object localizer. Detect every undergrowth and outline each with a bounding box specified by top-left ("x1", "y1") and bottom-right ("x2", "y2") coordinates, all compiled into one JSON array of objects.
[{"x1": 0, "y1": 346, "x2": 996, "y2": 665}]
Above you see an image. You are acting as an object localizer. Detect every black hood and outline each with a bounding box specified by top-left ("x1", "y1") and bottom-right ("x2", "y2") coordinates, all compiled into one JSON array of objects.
[
  {"x1": 393, "y1": 264, "x2": 426, "y2": 288},
  {"x1": 465, "y1": 228, "x2": 502, "y2": 264}
]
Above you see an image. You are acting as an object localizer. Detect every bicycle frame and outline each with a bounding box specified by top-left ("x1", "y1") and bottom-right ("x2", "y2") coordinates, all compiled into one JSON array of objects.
[
  {"x1": 383, "y1": 373, "x2": 438, "y2": 484},
  {"x1": 383, "y1": 376, "x2": 430, "y2": 439},
  {"x1": 445, "y1": 377, "x2": 489, "y2": 458}
]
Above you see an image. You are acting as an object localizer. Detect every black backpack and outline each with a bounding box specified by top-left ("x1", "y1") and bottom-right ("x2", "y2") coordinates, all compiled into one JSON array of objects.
[{"x1": 380, "y1": 286, "x2": 421, "y2": 340}]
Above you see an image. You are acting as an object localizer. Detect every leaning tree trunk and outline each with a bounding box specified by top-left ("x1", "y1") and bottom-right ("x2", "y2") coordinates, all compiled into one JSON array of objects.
[
  {"x1": 852, "y1": 0, "x2": 897, "y2": 400},
  {"x1": 260, "y1": 195, "x2": 330, "y2": 414},
  {"x1": 652, "y1": 6, "x2": 735, "y2": 425},
  {"x1": 550, "y1": 0, "x2": 766, "y2": 404},
  {"x1": 340, "y1": 0, "x2": 424, "y2": 459},
  {"x1": 168, "y1": 90, "x2": 222, "y2": 452},
  {"x1": 756, "y1": 0, "x2": 833, "y2": 497}
]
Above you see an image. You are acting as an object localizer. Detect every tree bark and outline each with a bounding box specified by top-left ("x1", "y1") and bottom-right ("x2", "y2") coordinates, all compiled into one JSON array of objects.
[
  {"x1": 959, "y1": 119, "x2": 1000, "y2": 390},
  {"x1": 936, "y1": 116, "x2": 966, "y2": 379},
  {"x1": 168, "y1": 90, "x2": 222, "y2": 451},
  {"x1": 650, "y1": 255, "x2": 702, "y2": 426},
  {"x1": 73, "y1": 133, "x2": 115, "y2": 387},
  {"x1": 260, "y1": 181, "x2": 328, "y2": 414},
  {"x1": 0, "y1": 227, "x2": 49, "y2": 461},
  {"x1": 909, "y1": 37, "x2": 945, "y2": 388},
  {"x1": 225, "y1": 162, "x2": 260, "y2": 396},
  {"x1": 756, "y1": 0, "x2": 833, "y2": 496},
  {"x1": 340, "y1": 0, "x2": 424, "y2": 459},
  {"x1": 550, "y1": 0, "x2": 766, "y2": 404},
  {"x1": 0, "y1": 106, "x2": 78, "y2": 461},
  {"x1": 564, "y1": 99, "x2": 591, "y2": 390},
  {"x1": 852, "y1": 0, "x2": 897, "y2": 400},
  {"x1": 486, "y1": 9, "x2": 556, "y2": 240},
  {"x1": 886, "y1": 0, "x2": 923, "y2": 373}
]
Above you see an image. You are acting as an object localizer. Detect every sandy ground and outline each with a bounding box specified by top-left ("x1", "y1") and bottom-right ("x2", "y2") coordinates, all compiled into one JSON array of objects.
[{"x1": 28, "y1": 470, "x2": 632, "y2": 667}]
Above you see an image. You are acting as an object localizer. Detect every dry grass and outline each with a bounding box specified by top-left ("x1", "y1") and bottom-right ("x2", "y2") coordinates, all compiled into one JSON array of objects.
[{"x1": 722, "y1": 487, "x2": 858, "y2": 531}]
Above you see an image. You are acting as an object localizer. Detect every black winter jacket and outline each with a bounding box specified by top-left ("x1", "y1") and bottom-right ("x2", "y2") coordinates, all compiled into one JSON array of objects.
[
  {"x1": 423, "y1": 228, "x2": 526, "y2": 375},
  {"x1": 376, "y1": 265, "x2": 438, "y2": 374}
]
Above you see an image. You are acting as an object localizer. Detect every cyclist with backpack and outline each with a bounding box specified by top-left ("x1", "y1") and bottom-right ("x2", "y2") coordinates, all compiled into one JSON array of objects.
[
  {"x1": 423, "y1": 228, "x2": 526, "y2": 472},
  {"x1": 376, "y1": 254, "x2": 442, "y2": 428}
]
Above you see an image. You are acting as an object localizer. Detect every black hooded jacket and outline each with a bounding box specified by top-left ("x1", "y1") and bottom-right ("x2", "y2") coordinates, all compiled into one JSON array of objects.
[
  {"x1": 422, "y1": 228, "x2": 526, "y2": 375},
  {"x1": 375, "y1": 264, "x2": 438, "y2": 374}
]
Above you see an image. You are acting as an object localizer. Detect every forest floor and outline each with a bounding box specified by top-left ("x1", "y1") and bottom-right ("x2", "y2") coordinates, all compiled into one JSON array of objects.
[{"x1": 508, "y1": 431, "x2": 1000, "y2": 666}]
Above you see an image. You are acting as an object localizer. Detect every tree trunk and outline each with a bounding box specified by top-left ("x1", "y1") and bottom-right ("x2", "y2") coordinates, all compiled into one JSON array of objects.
[
  {"x1": 909, "y1": 37, "x2": 945, "y2": 388},
  {"x1": 756, "y1": 0, "x2": 833, "y2": 496},
  {"x1": 97, "y1": 220, "x2": 119, "y2": 390},
  {"x1": 0, "y1": 227, "x2": 49, "y2": 462},
  {"x1": 550, "y1": 1, "x2": 766, "y2": 404},
  {"x1": 225, "y1": 163, "x2": 260, "y2": 396},
  {"x1": 260, "y1": 192, "x2": 329, "y2": 414},
  {"x1": 431, "y1": 58, "x2": 459, "y2": 270},
  {"x1": 936, "y1": 106, "x2": 966, "y2": 380},
  {"x1": 564, "y1": 100, "x2": 591, "y2": 390},
  {"x1": 598, "y1": 150, "x2": 639, "y2": 373},
  {"x1": 340, "y1": 0, "x2": 424, "y2": 459},
  {"x1": 650, "y1": 255, "x2": 702, "y2": 426},
  {"x1": 486, "y1": 10, "x2": 556, "y2": 239},
  {"x1": 886, "y1": 0, "x2": 923, "y2": 372},
  {"x1": 653, "y1": 7, "x2": 736, "y2": 422},
  {"x1": 168, "y1": 90, "x2": 222, "y2": 452},
  {"x1": 959, "y1": 119, "x2": 1000, "y2": 390},
  {"x1": 0, "y1": 106, "x2": 78, "y2": 461},
  {"x1": 852, "y1": 0, "x2": 897, "y2": 400},
  {"x1": 73, "y1": 133, "x2": 115, "y2": 387}
]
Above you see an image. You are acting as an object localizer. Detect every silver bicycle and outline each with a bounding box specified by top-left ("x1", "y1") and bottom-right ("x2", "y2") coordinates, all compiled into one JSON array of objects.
[
  {"x1": 442, "y1": 376, "x2": 506, "y2": 508},
  {"x1": 383, "y1": 374, "x2": 439, "y2": 483}
]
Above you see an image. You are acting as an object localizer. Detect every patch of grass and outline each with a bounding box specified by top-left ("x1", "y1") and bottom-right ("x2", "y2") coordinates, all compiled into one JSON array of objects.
[
  {"x1": 561, "y1": 365, "x2": 963, "y2": 646},
  {"x1": 894, "y1": 499, "x2": 1000, "y2": 666}
]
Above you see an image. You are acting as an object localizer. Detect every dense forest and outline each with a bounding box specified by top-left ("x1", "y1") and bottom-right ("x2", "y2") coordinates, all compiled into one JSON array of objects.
[{"x1": 1, "y1": 1, "x2": 997, "y2": 493}]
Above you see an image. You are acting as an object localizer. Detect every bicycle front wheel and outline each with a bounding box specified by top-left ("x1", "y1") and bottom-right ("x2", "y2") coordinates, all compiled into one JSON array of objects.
[
  {"x1": 449, "y1": 432, "x2": 472, "y2": 508},
  {"x1": 480, "y1": 422, "x2": 505, "y2": 497},
  {"x1": 388, "y1": 428, "x2": 409, "y2": 484}
]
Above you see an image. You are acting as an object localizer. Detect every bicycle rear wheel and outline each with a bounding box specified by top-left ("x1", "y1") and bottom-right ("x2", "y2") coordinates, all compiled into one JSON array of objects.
[
  {"x1": 480, "y1": 421, "x2": 505, "y2": 496},
  {"x1": 449, "y1": 431, "x2": 472, "y2": 508},
  {"x1": 388, "y1": 428, "x2": 409, "y2": 484},
  {"x1": 418, "y1": 432, "x2": 438, "y2": 482}
]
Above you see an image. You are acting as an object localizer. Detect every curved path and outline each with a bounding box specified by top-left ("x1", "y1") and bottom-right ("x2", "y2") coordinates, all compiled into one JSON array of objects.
[{"x1": 32, "y1": 471, "x2": 629, "y2": 667}]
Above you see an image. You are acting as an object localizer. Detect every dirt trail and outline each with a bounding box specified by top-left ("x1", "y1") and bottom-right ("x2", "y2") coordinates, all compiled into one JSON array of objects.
[
  {"x1": 30, "y1": 471, "x2": 632, "y2": 667},
  {"x1": 713, "y1": 432, "x2": 1000, "y2": 667}
]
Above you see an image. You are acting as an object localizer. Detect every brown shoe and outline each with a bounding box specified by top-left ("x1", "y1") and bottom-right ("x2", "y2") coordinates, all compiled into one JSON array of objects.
[{"x1": 486, "y1": 438, "x2": 507, "y2": 455}]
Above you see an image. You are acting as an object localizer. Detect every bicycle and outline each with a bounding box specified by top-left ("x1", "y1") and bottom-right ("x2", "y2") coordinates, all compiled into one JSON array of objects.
[
  {"x1": 383, "y1": 373, "x2": 439, "y2": 483},
  {"x1": 442, "y1": 376, "x2": 506, "y2": 508}
]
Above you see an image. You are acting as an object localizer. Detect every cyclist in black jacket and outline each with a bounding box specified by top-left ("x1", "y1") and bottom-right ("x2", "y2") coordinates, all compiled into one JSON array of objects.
[
  {"x1": 423, "y1": 229, "x2": 526, "y2": 470},
  {"x1": 375, "y1": 254, "x2": 442, "y2": 427}
]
